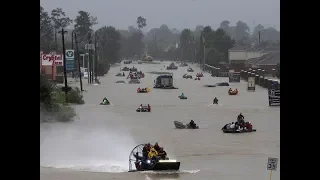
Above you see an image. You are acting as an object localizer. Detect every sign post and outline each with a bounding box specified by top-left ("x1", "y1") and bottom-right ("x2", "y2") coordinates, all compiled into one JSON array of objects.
[
  {"x1": 267, "y1": 157, "x2": 278, "y2": 180},
  {"x1": 65, "y1": 50, "x2": 75, "y2": 72},
  {"x1": 247, "y1": 77, "x2": 256, "y2": 91}
]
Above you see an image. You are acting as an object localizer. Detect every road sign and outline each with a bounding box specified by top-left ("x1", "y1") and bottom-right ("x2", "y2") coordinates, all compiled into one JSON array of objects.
[
  {"x1": 247, "y1": 77, "x2": 256, "y2": 91},
  {"x1": 85, "y1": 44, "x2": 95, "y2": 50},
  {"x1": 267, "y1": 157, "x2": 278, "y2": 171},
  {"x1": 65, "y1": 49, "x2": 75, "y2": 71}
]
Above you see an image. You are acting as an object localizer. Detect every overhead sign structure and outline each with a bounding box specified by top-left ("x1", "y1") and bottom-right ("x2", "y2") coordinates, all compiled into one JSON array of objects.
[
  {"x1": 268, "y1": 88, "x2": 280, "y2": 106},
  {"x1": 65, "y1": 50, "x2": 75, "y2": 71},
  {"x1": 267, "y1": 157, "x2": 278, "y2": 180},
  {"x1": 247, "y1": 77, "x2": 256, "y2": 91},
  {"x1": 229, "y1": 72, "x2": 240, "y2": 83}
]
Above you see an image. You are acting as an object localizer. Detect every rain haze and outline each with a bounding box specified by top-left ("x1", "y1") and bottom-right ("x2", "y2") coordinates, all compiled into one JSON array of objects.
[{"x1": 40, "y1": 0, "x2": 280, "y2": 30}]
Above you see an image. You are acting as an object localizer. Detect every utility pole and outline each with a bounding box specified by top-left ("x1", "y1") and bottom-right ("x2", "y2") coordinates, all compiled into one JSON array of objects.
[
  {"x1": 154, "y1": 35, "x2": 157, "y2": 58},
  {"x1": 203, "y1": 35, "x2": 206, "y2": 71},
  {"x1": 258, "y1": 31, "x2": 261, "y2": 44},
  {"x1": 71, "y1": 30, "x2": 75, "y2": 78},
  {"x1": 94, "y1": 33, "x2": 98, "y2": 83},
  {"x1": 88, "y1": 32, "x2": 92, "y2": 84},
  {"x1": 59, "y1": 28, "x2": 68, "y2": 103},
  {"x1": 75, "y1": 32, "x2": 83, "y2": 91}
]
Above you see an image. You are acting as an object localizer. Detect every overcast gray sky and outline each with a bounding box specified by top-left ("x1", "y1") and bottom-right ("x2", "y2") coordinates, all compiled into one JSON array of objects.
[{"x1": 40, "y1": 0, "x2": 280, "y2": 31}]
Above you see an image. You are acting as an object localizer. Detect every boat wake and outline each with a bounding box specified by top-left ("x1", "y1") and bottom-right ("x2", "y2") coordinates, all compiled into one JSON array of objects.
[
  {"x1": 40, "y1": 163, "x2": 127, "y2": 173},
  {"x1": 140, "y1": 169, "x2": 200, "y2": 174}
]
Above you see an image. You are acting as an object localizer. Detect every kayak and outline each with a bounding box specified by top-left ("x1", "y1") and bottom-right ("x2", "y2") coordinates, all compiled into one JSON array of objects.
[
  {"x1": 222, "y1": 129, "x2": 256, "y2": 133},
  {"x1": 178, "y1": 96, "x2": 187, "y2": 99},
  {"x1": 174, "y1": 121, "x2": 199, "y2": 129},
  {"x1": 100, "y1": 102, "x2": 110, "y2": 105}
]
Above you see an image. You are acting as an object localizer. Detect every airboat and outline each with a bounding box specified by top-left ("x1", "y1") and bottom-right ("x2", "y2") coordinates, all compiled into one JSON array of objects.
[{"x1": 128, "y1": 143, "x2": 180, "y2": 172}]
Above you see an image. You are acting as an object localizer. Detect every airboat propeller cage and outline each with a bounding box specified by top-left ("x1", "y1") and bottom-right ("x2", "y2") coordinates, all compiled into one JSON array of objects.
[{"x1": 128, "y1": 143, "x2": 180, "y2": 172}]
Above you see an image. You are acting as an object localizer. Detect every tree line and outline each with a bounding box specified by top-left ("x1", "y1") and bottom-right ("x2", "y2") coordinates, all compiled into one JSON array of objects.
[{"x1": 40, "y1": 6, "x2": 280, "y2": 67}]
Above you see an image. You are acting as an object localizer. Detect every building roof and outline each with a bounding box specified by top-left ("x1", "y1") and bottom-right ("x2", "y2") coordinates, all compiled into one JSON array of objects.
[
  {"x1": 246, "y1": 52, "x2": 280, "y2": 66},
  {"x1": 246, "y1": 41, "x2": 280, "y2": 53},
  {"x1": 229, "y1": 44, "x2": 251, "y2": 51}
]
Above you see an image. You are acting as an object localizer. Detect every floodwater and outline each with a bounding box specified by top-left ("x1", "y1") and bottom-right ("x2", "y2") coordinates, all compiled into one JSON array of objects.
[{"x1": 40, "y1": 61, "x2": 280, "y2": 180}]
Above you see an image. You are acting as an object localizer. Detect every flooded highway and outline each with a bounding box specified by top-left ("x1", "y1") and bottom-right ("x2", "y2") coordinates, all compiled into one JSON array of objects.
[{"x1": 40, "y1": 61, "x2": 280, "y2": 180}]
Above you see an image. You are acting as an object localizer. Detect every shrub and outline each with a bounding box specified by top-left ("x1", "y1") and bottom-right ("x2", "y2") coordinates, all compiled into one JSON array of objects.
[{"x1": 54, "y1": 87, "x2": 85, "y2": 104}]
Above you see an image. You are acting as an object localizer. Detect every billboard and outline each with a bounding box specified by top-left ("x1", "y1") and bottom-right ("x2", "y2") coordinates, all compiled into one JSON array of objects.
[{"x1": 40, "y1": 51, "x2": 63, "y2": 66}]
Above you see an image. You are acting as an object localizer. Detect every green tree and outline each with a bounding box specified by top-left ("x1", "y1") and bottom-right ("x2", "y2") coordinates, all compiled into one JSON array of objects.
[
  {"x1": 51, "y1": 8, "x2": 72, "y2": 30},
  {"x1": 96, "y1": 26, "x2": 122, "y2": 64},
  {"x1": 74, "y1": 10, "x2": 97, "y2": 42},
  {"x1": 179, "y1": 29, "x2": 194, "y2": 61},
  {"x1": 40, "y1": 6, "x2": 54, "y2": 52},
  {"x1": 235, "y1": 21, "x2": 250, "y2": 42},
  {"x1": 137, "y1": 16, "x2": 147, "y2": 29}
]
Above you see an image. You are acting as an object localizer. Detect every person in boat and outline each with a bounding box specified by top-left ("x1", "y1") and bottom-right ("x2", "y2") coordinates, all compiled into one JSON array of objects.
[
  {"x1": 229, "y1": 122, "x2": 235, "y2": 129},
  {"x1": 148, "y1": 147, "x2": 158, "y2": 160},
  {"x1": 147, "y1": 104, "x2": 151, "y2": 112},
  {"x1": 158, "y1": 147, "x2": 167, "y2": 160},
  {"x1": 137, "y1": 87, "x2": 141, "y2": 92},
  {"x1": 213, "y1": 97, "x2": 218, "y2": 104},
  {"x1": 235, "y1": 88, "x2": 238, "y2": 93},
  {"x1": 180, "y1": 93, "x2": 185, "y2": 98},
  {"x1": 237, "y1": 113, "x2": 244, "y2": 122},
  {"x1": 228, "y1": 88, "x2": 232, "y2": 92},
  {"x1": 102, "y1": 97, "x2": 109, "y2": 104},
  {"x1": 154, "y1": 142, "x2": 161, "y2": 151},
  {"x1": 142, "y1": 143, "x2": 151, "y2": 159},
  {"x1": 189, "y1": 120, "x2": 197, "y2": 129},
  {"x1": 123, "y1": 72, "x2": 125, "y2": 76},
  {"x1": 139, "y1": 104, "x2": 143, "y2": 110}
]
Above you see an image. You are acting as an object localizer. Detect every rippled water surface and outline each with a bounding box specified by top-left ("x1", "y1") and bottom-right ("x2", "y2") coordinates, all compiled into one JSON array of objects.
[{"x1": 40, "y1": 61, "x2": 280, "y2": 180}]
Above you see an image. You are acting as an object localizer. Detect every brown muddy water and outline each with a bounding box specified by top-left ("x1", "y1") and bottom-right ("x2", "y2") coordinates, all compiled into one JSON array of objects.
[{"x1": 40, "y1": 61, "x2": 280, "y2": 180}]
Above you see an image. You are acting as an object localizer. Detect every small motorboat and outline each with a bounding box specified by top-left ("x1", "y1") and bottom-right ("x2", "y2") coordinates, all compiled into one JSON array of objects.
[
  {"x1": 174, "y1": 121, "x2": 199, "y2": 129},
  {"x1": 115, "y1": 73, "x2": 125, "y2": 76},
  {"x1": 187, "y1": 68, "x2": 194, "y2": 72},
  {"x1": 216, "y1": 82, "x2": 229, "y2": 86},
  {"x1": 228, "y1": 90, "x2": 238, "y2": 95},
  {"x1": 137, "y1": 87, "x2": 150, "y2": 93},
  {"x1": 122, "y1": 67, "x2": 130, "y2": 71},
  {"x1": 183, "y1": 74, "x2": 192, "y2": 79},
  {"x1": 116, "y1": 80, "x2": 126, "y2": 83},
  {"x1": 204, "y1": 85, "x2": 216, "y2": 87},
  {"x1": 136, "y1": 105, "x2": 151, "y2": 112},
  {"x1": 178, "y1": 95, "x2": 187, "y2": 99},
  {"x1": 196, "y1": 73, "x2": 203, "y2": 77}
]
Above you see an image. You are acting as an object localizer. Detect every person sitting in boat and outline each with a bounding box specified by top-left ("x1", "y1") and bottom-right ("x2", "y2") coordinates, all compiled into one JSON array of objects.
[
  {"x1": 189, "y1": 120, "x2": 197, "y2": 128},
  {"x1": 237, "y1": 113, "x2": 244, "y2": 121},
  {"x1": 228, "y1": 88, "x2": 232, "y2": 92},
  {"x1": 148, "y1": 147, "x2": 158, "y2": 159},
  {"x1": 213, "y1": 97, "x2": 218, "y2": 104},
  {"x1": 158, "y1": 147, "x2": 168, "y2": 160},
  {"x1": 139, "y1": 104, "x2": 143, "y2": 110},
  {"x1": 137, "y1": 87, "x2": 141, "y2": 92},
  {"x1": 229, "y1": 122, "x2": 235, "y2": 129},
  {"x1": 154, "y1": 142, "x2": 161, "y2": 151},
  {"x1": 142, "y1": 143, "x2": 151, "y2": 159},
  {"x1": 123, "y1": 72, "x2": 125, "y2": 76},
  {"x1": 235, "y1": 89, "x2": 238, "y2": 93},
  {"x1": 102, "y1": 97, "x2": 109, "y2": 104},
  {"x1": 180, "y1": 93, "x2": 185, "y2": 98},
  {"x1": 147, "y1": 104, "x2": 151, "y2": 112}
]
